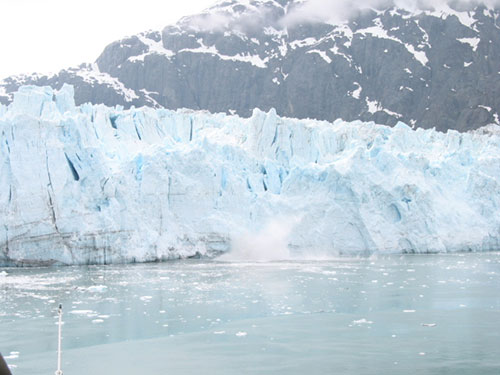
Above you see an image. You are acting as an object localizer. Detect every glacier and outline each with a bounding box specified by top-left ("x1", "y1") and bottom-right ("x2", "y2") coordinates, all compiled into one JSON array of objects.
[{"x1": 0, "y1": 84, "x2": 499, "y2": 266}]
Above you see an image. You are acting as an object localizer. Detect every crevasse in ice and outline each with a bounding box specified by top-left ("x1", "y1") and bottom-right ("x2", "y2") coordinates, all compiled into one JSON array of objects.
[{"x1": 0, "y1": 85, "x2": 499, "y2": 265}]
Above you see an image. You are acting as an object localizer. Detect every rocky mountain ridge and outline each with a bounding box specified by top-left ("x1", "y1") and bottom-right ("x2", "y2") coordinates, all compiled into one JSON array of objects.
[{"x1": 1, "y1": 0, "x2": 500, "y2": 132}]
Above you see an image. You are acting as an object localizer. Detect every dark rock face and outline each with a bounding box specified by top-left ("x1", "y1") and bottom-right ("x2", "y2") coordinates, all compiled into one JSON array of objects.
[{"x1": 1, "y1": 0, "x2": 500, "y2": 132}]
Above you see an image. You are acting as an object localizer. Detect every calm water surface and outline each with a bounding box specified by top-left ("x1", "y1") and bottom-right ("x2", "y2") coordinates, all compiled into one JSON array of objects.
[{"x1": 1, "y1": 253, "x2": 499, "y2": 374}]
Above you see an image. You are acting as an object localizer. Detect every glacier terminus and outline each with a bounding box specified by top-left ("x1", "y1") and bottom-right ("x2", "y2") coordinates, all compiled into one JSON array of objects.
[{"x1": 1, "y1": 85, "x2": 499, "y2": 266}]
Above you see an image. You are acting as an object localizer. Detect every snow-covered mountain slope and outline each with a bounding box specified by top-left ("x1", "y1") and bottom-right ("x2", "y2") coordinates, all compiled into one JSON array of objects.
[
  {"x1": 1, "y1": 85, "x2": 499, "y2": 265},
  {"x1": 1, "y1": 0, "x2": 500, "y2": 132}
]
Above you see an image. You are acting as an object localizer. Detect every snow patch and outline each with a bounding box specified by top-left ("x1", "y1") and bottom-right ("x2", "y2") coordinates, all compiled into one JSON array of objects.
[
  {"x1": 356, "y1": 18, "x2": 428, "y2": 66},
  {"x1": 77, "y1": 64, "x2": 138, "y2": 102},
  {"x1": 307, "y1": 49, "x2": 332, "y2": 63},
  {"x1": 351, "y1": 83, "x2": 362, "y2": 99},
  {"x1": 289, "y1": 37, "x2": 318, "y2": 49},
  {"x1": 128, "y1": 34, "x2": 175, "y2": 62},
  {"x1": 405, "y1": 44, "x2": 428, "y2": 66},
  {"x1": 330, "y1": 45, "x2": 353, "y2": 65},
  {"x1": 366, "y1": 97, "x2": 403, "y2": 118},
  {"x1": 179, "y1": 39, "x2": 268, "y2": 68},
  {"x1": 457, "y1": 37, "x2": 480, "y2": 52},
  {"x1": 366, "y1": 98, "x2": 381, "y2": 114},
  {"x1": 424, "y1": 4, "x2": 477, "y2": 29}
]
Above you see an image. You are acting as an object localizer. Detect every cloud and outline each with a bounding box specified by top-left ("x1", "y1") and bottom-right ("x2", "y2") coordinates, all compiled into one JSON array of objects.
[
  {"x1": 185, "y1": 2, "x2": 277, "y2": 32},
  {"x1": 187, "y1": 12, "x2": 235, "y2": 32},
  {"x1": 281, "y1": 0, "x2": 500, "y2": 27},
  {"x1": 283, "y1": 0, "x2": 388, "y2": 25},
  {"x1": 181, "y1": 0, "x2": 500, "y2": 33}
]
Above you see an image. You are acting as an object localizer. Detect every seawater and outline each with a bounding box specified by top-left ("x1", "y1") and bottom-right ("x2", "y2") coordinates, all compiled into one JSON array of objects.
[{"x1": 1, "y1": 253, "x2": 499, "y2": 374}]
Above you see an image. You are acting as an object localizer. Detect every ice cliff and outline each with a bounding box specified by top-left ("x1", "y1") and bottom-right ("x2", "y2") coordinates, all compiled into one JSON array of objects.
[{"x1": 1, "y1": 85, "x2": 499, "y2": 265}]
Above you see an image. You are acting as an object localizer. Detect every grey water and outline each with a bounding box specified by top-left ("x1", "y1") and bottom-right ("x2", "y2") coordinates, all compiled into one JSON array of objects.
[{"x1": 1, "y1": 253, "x2": 500, "y2": 374}]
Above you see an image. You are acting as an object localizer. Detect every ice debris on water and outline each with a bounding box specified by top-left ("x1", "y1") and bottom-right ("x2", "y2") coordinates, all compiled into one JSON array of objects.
[
  {"x1": 1, "y1": 85, "x2": 500, "y2": 265},
  {"x1": 87, "y1": 285, "x2": 108, "y2": 293},
  {"x1": 69, "y1": 310, "x2": 96, "y2": 316},
  {"x1": 352, "y1": 318, "x2": 374, "y2": 325},
  {"x1": 4, "y1": 352, "x2": 19, "y2": 360}
]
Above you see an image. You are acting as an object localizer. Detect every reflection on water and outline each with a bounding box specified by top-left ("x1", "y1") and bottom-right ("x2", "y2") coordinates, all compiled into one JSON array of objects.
[{"x1": 1, "y1": 253, "x2": 500, "y2": 374}]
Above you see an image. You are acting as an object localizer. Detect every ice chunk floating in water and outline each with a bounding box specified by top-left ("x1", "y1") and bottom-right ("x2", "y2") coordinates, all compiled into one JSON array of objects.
[{"x1": 1, "y1": 85, "x2": 500, "y2": 265}]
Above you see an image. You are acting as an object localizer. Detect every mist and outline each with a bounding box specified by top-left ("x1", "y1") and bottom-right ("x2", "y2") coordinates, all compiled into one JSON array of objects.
[
  {"x1": 220, "y1": 217, "x2": 301, "y2": 261},
  {"x1": 283, "y1": 0, "x2": 500, "y2": 26},
  {"x1": 187, "y1": 0, "x2": 500, "y2": 31},
  {"x1": 185, "y1": 2, "x2": 275, "y2": 32}
]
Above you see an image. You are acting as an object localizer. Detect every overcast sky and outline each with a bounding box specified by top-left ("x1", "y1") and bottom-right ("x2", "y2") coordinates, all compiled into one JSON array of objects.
[{"x1": 0, "y1": 0, "x2": 216, "y2": 79}]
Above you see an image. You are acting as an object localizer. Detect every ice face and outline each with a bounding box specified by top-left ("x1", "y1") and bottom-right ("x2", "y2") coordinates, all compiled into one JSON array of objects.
[{"x1": 0, "y1": 85, "x2": 499, "y2": 265}]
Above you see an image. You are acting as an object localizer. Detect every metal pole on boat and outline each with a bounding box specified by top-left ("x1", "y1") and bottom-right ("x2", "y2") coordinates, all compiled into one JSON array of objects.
[{"x1": 55, "y1": 304, "x2": 63, "y2": 375}]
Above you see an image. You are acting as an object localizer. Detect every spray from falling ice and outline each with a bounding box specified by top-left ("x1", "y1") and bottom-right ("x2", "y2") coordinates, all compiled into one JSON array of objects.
[{"x1": 221, "y1": 216, "x2": 301, "y2": 261}]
